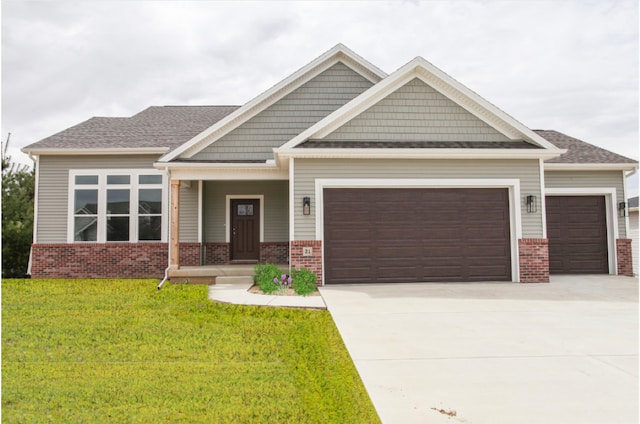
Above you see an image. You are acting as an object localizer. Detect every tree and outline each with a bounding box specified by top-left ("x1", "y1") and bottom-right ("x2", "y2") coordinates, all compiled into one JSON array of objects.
[{"x1": 2, "y1": 133, "x2": 35, "y2": 277}]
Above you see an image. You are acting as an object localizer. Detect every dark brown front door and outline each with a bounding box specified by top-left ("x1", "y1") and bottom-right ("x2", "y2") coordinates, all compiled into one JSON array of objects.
[
  {"x1": 323, "y1": 188, "x2": 512, "y2": 283},
  {"x1": 231, "y1": 199, "x2": 260, "y2": 261},
  {"x1": 546, "y1": 195, "x2": 608, "y2": 274}
]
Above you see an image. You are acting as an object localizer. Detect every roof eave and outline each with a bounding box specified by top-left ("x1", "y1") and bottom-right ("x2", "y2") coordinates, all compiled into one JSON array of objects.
[
  {"x1": 544, "y1": 163, "x2": 639, "y2": 171},
  {"x1": 275, "y1": 148, "x2": 566, "y2": 160},
  {"x1": 21, "y1": 147, "x2": 169, "y2": 156}
]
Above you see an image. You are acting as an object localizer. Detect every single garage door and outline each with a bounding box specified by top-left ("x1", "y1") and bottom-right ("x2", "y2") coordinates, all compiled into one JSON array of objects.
[
  {"x1": 546, "y1": 196, "x2": 608, "y2": 274},
  {"x1": 323, "y1": 188, "x2": 512, "y2": 283}
]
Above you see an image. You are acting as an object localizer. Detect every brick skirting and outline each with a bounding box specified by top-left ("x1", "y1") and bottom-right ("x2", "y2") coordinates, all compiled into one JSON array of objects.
[
  {"x1": 30, "y1": 243, "x2": 168, "y2": 279},
  {"x1": 519, "y1": 238, "x2": 550, "y2": 283},
  {"x1": 290, "y1": 240, "x2": 323, "y2": 285},
  {"x1": 260, "y1": 242, "x2": 289, "y2": 264},
  {"x1": 616, "y1": 239, "x2": 633, "y2": 277},
  {"x1": 204, "y1": 243, "x2": 229, "y2": 265}
]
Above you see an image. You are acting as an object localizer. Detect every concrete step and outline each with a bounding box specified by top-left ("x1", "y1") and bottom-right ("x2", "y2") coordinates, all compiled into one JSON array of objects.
[{"x1": 216, "y1": 276, "x2": 254, "y2": 285}]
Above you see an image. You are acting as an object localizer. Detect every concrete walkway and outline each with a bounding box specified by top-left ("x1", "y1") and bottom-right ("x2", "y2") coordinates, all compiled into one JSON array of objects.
[
  {"x1": 319, "y1": 275, "x2": 639, "y2": 424},
  {"x1": 208, "y1": 278, "x2": 326, "y2": 309}
]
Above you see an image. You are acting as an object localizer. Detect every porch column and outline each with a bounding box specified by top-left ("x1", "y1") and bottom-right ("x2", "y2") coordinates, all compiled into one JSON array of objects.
[{"x1": 170, "y1": 179, "x2": 180, "y2": 269}]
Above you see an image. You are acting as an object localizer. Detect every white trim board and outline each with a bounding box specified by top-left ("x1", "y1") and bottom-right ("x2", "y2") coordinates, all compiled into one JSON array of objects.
[
  {"x1": 225, "y1": 195, "x2": 265, "y2": 243},
  {"x1": 313, "y1": 178, "x2": 523, "y2": 284},
  {"x1": 545, "y1": 188, "x2": 619, "y2": 275}
]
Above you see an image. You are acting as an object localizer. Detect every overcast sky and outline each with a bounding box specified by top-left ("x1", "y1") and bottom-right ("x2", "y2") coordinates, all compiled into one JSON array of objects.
[{"x1": 2, "y1": 0, "x2": 638, "y2": 194}]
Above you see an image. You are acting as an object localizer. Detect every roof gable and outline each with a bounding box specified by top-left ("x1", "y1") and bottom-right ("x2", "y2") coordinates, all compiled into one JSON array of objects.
[
  {"x1": 189, "y1": 62, "x2": 375, "y2": 162},
  {"x1": 320, "y1": 77, "x2": 511, "y2": 143},
  {"x1": 160, "y1": 44, "x2": 387, "y2": 162},
  {"x1": 279, "y1": 57, "x2": 563, "y2": 152}
]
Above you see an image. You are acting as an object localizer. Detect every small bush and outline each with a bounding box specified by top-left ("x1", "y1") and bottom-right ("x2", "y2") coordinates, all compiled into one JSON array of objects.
[
  {"x1": 254, "y1": 262, "x2": 284, "y2": 294},
  {"x1": 291, "y1": 268, "x2": 317, "y2": 296}
]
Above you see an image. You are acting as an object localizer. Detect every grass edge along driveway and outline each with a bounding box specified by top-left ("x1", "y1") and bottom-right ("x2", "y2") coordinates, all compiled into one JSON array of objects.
[{"x1": 2, "y1": 279, "x2": 380, "y2": 423}]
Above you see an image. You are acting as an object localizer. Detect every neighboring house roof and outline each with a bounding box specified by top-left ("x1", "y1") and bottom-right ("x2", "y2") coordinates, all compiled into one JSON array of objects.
[
  {"x1": 23, "y1": 106, "x2": 239, "y2": 154},
  {"x1": 537, "y1": 130, "x2": 637, "y2": 165},
  {"x1": 629, "y1": 196, "x2": 639, "y2": 209}
]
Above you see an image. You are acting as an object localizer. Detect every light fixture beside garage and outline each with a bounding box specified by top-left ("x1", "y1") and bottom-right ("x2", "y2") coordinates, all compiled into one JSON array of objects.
[
  {"x1": 303, "y1": 197, "x2": 311, "y2": 215},
  {"x1": 618, "y1": 201, "x2": 627, "y2": 217},
  {"x1": 526, "y1": 195, "x2": 537, "y2": 213}
]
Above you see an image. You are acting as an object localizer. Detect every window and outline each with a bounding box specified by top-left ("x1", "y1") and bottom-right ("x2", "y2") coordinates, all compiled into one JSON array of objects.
[{"x1": 69, "y1": 170, "x2": 166, "y2": 243}]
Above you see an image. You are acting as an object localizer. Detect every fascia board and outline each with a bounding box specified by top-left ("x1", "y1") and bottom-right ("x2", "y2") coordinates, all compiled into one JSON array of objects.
[
  {"x1": 159, "y1": 44, "x2": 387, "y2": 163},
  {"x1": 280, "y1": 56, "x2": 559, "y2": 151},
  {"x1": 544, "y1": 163, "x2": 639, "y2": 171},
  {"x1": 21, "y1": 147, "x2": 168, "y2": 155},
  {"x1": 275, "y1": 147, "x2": 566, "y2": 160}
]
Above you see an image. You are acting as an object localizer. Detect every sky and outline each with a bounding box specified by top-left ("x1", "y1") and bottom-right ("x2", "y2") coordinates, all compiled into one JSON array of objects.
[{"x1": 1, "y1": 0, "x2": 638, "y2": 194}]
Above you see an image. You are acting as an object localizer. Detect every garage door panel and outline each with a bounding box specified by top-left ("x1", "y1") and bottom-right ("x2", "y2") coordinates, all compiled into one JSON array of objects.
[
  {"x1": 324, "y1": 188, "x2": 511, "y2": 283},
  {"x1": 546, "y1": 196, "x2": 608, "y2": 274}
]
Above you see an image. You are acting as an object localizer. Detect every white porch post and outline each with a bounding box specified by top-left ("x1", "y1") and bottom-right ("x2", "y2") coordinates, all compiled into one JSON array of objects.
[{"x1": 170, "y1": 179, "x2": 180, "y2": 269}]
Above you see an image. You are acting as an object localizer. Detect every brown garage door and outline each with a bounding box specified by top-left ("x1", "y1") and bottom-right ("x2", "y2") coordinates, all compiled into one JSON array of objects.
[
  {"x1": 323, "y1": 188, "x2": 512, "y2": 283},
  {"x1": 546, "y1": 196, "x2": 608, "y2": 274}
]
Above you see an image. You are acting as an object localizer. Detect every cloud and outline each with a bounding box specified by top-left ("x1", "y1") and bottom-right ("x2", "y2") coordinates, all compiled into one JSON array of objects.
[{"x1": 2, "y1": 0, "x2": 638, "y2": 177}]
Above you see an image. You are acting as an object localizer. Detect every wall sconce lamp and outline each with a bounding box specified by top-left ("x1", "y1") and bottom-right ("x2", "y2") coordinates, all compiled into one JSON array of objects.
[
  {"x1": 303, "y1": 197, "x2": 311, "y2": 215},
  {"x1": 618, "y1": 201, "x2": 627, "y2": 217},
  {"x1": 526, "y1": 195, "x2": 537, "y2": 213}
]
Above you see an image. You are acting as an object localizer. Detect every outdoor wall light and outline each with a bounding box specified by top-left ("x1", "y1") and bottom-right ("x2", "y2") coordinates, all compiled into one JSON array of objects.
[
  {"x1": 526, "y1": 195, "x2": 537, "y2": 213},
  {"x1": 618, "y1": 201, "x2": 627, "y2": 217},
  {"x1": 303, "y1": 197, "x2": 311, "y2": 215}
]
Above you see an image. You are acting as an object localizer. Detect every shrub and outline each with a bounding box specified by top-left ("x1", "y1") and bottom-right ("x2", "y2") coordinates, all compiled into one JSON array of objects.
[
  {"x1": 291, "y1": 268, "x2": 317, "y2": 296},
  {"x1": 254, "y1": 262, "x2": 284, "y2": 294}
]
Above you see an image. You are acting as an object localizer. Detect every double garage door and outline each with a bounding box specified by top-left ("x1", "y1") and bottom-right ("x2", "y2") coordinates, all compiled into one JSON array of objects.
[{"x1": 323, "y1": 188, "x2": 512, "y2": 284}]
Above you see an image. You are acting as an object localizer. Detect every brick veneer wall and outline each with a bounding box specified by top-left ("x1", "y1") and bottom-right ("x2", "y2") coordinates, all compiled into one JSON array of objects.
[
  {"x1": 290, "y1": 240, "x2": 322, "y2": 285},
  {"x1": 204, "y1": 243, "x2": 229, "y2": 265},
  {"x1": 616, "y1": 238, "x2": 633, "y2": 276},
  {"x1": 260, "y1": 242, "x2": 289, "y2": 264},
  {"x1": 519, "y1": 238, "x2": 550, "y2": 283},
  {"x1": 179, "y1": 242, "x2": 201, "y2": 266},
  {"x1": 30, "y1": 243, "x2": 168, "y2": 279}
]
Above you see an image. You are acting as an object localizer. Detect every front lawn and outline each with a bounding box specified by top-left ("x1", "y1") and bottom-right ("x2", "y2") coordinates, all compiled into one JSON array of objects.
[{"x1": 1, "y1": 279, "x2": 379, "y2": 423}]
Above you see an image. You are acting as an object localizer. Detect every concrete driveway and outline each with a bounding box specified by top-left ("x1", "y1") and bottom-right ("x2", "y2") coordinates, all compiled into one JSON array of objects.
[{"x1": 319, "y1": 275, "x2": 638, "y2": 424}]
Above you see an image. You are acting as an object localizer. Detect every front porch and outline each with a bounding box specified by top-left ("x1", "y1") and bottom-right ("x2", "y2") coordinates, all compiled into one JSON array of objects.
[{"x1": 169, "y1": 264, "x2": 290, "y2": 284}]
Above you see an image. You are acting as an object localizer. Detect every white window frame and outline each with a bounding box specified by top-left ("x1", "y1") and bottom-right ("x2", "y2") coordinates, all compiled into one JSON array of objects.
[{"x1": 68, "y1": 169, "x2": 168, "y2": 243}]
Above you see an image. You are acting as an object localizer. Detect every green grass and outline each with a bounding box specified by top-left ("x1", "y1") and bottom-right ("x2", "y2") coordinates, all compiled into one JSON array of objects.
[{"x1": 1, "y1": 279, "x2": 380, "y2": 423}]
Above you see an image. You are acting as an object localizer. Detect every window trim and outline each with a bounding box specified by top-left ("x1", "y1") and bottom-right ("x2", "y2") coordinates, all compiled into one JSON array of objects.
[{"x1": 68, "y1": 169, "x2": 167, "y2": 243}]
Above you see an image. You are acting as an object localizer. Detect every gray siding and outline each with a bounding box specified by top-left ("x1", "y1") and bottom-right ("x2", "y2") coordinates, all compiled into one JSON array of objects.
[
  {"x1": 179, "y1": 181, "x2": 199, "y2": 242},
  {"x1": 192, "y1": 62, "x2": 374, "y2": 161},
  {"x1": 293, "y1": 158, "x2": 542, "y2": 240},
  {"x1": 203, "y1": 180, "x2": 288, "y2": 242},
  {"x1": 323, "y1": 78, "x2": 510, "y2": 142},
  {"x1": 544, "y1": 170, "x2": 627, "y2": 238},
  {"x1": 36, "y1": 155, "x2": 160, "y2": 243}
]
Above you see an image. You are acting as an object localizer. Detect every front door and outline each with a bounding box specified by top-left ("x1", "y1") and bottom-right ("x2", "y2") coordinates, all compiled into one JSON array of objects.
[{"x1": 230, "y1": 199, "x2": 260, "y2": 262}]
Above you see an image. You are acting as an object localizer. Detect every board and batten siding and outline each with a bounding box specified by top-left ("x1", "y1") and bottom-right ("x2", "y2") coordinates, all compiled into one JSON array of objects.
[
  {"x1": 192, "y1": 62, "x2": 374, "y2": 161},
  {"x1": 322, "y1": 78, "x2": 510, "y2": 142},
  {"x1": 179, "y1": 182, "x2": 199, "y2": 242},
  {"x1": 203, "y1": 181, "x2": 288, "y2": 243},
  {"x1": 35, "y1": 155, "x2": 161, "y2": 243},
  {"x1": 544, "y1": 170, "x2": 627, "y2": 238},
  {"x1": 293, "y1": 158, "x2": 542, "y2": 240}
]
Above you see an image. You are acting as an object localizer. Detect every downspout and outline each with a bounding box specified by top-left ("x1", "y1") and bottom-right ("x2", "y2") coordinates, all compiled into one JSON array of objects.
[
  {"x1": 157, "y1": 166, "x2": 171, "y2": 290},
  {"x1": 26, "y1": 153, "x2": 38, "y2": 276}
]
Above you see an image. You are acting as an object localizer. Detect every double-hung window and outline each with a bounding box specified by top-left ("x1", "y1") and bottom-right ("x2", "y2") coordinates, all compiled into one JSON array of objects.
[{"x1": 69, "y1": 170, "x2": 166, "y2": 243}]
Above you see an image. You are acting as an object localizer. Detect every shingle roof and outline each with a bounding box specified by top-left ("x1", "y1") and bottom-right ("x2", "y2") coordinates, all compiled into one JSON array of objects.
[
  {"x1": 535, "y1": 130, "x2": 637, "y2": 164},
  {"x1": 24, "y1": 106, "x2": 240, "y2": 151}
]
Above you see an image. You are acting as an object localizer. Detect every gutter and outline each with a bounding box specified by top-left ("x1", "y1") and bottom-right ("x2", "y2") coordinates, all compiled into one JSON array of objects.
[
  {"x1": 157, "y1": 165, "x2": 172, "y2": 290},
  {"x1": 26, "y1": 153, "x2": 38, "y2": 276}
]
